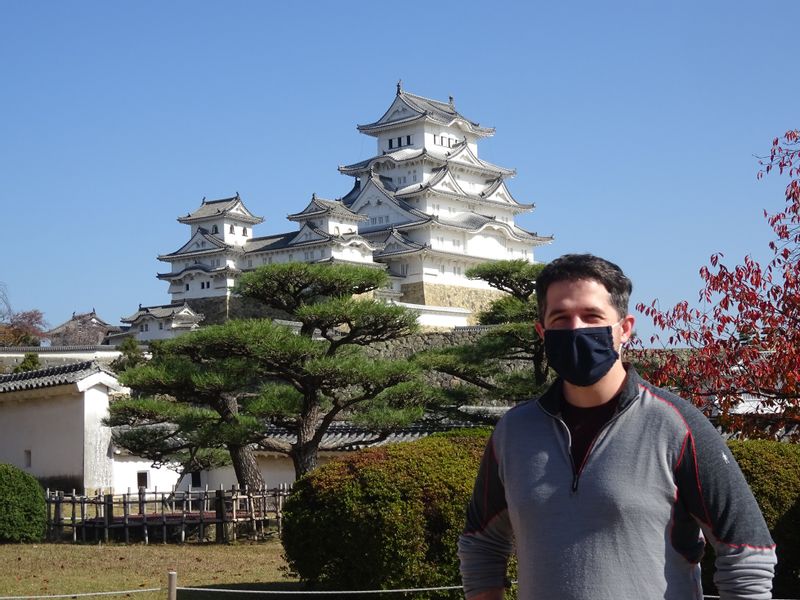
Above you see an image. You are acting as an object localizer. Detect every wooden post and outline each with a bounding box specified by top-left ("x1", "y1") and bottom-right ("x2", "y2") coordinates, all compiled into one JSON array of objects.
[
  {"x1": 180, "y1": 490, "x2": 186, "y2": 544},
  {"x1": 45, "y1": 489, "x2": 52, "y2": 541},
  {"x1": 80, "y1": 494, "x2": 87, "y2": 543},
  {"x1": 277, "y1": 484, "x2": 285, "y2": 536},
  {"x1": 103, "y1": 493, "x2": 113, "y2": 543},
  {"x1": 69, "y1": 489, "x2": 76, "y2": 543},
  {"x1": 160, "y1": 488, "x2": 167, "y2": 544},
  {"x1": 140, "y1": 487, "x2": 149, "y2": 545},
  {"x1": 246, "y1": 485, "x2": 256, "y2": 538},
  {"x1": 54, "y1": 491, "x2": 64, "y2": 540},
  {"x1": 231, "y1": 484, "x2": 238, "y2": 542},
  {"x1": 167, "y1": 570, "x2": 177, "y2": 600},
  {"x1": 198, "y1": 488, "x2": 206, "y2": 541},
  {"x1": 215, "y1": 487, "x2": 226, "y2": 543},
  {"x1": 123, "y1": 489, "x2": 130, "y2": 544}
]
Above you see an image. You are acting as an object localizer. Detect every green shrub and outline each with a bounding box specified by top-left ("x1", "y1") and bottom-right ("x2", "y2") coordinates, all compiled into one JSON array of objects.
[
  {"x1": 0, "y1": 464, "x2": 46, "y2": 543},
  {"x1": 282, "y1": 429, "x2": 490, "y2": 595},
  {"x1": 283, "y1": 432, "x2": 799, "y2": 598},
  {"x1": 726, "y1": 440, "x2": 800, "y2": 597}
]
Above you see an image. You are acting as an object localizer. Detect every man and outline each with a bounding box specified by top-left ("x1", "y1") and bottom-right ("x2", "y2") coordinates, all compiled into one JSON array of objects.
[{"x1": 458, "y1": 254, "x2": 776, "y2": 600}]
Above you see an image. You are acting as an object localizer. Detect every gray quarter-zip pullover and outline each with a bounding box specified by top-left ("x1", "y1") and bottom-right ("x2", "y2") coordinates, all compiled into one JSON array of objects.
[{"x1": 458, "y1": 369, "x2": 776, "y2": 599}]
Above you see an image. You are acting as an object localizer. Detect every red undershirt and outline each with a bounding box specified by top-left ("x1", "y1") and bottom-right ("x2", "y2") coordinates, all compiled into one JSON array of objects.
[{"x1": 561, "y1": 394, "x2": 620, "y2": 470}]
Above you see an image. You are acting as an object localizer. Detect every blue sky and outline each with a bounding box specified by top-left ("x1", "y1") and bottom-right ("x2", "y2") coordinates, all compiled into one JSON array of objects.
[{"x1": 1, "y1": 1, "x2": 797, "y2": 344}]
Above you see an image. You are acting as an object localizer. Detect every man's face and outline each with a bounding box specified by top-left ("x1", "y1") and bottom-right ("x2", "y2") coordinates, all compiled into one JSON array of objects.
[{"x1": 534, "y1": 279, "x2": 634, "y2": 348}]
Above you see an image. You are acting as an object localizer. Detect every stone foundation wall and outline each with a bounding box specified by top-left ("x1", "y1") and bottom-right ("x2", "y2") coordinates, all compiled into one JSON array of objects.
[
  {"x1": 185, "y1": 297, "x2": 289, "y2": 326},
  {"x1": 399, "y1": 283, "x2": 506, "y2": 322},
  {"x1": 366, "y1": 329, "x2": 490, "y2": 360}
]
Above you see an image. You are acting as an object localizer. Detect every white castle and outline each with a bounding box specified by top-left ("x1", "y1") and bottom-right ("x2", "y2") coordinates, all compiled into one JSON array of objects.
[{"x1": 125, "y1": 85, "x2": 551, "y2": 338}]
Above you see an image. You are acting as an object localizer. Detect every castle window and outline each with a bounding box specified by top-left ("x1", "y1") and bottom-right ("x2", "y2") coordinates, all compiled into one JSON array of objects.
[
  {"x1": 334, "y1": 226, "x2": 340, "y2": 235},
  {"x1": 247, "y1": 259, "x2": 253, "y2": 268},
  {"x1": 388, "y1": 138, "x2": 394, "y2": 149},
  {"x1": 396, "y1": 137, "x2": 402, "y2": 147},
  {"x1": 212, "y1": 225, "x2": 219, "y2": 234},
  {"x1": 159, "y1": 322, "x2": 163, "y2": 330},
  {"x1": 230, "y1": 225, "x2": 235, "y2": 233},
  {"x1": 137, "y1": 471, "x2": 149, "y2": 489},
  {"x1": 439, "y1": 264, "x2": 445, "y2": 273},
  {"x1": 243, "y1": 227, "x2": 248, "y2": 236},
  {"x1": 433, "y1": 135, "x2": 439, "y2": 145},
  {"x1": 406, "y1": 135, "x2": 411, "y2": 145},
  {"x1": 185, "y1": 283, "x2": 190, "y2": 291},
  {"x1": 401, "y1": 264, "x2": 408, "y2": 275}
]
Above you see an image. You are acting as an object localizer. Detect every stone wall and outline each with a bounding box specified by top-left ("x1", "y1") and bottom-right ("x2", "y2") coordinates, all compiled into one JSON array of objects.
[
  {"x1": 366, "y1": 328, "x2": 491, "y2": 360},
  {"x1": 399, "y1": 283, "x2": 506, "y2": 322},
  {"x1": 185, "y1": 297, "x2": 290, "y2": 326}
]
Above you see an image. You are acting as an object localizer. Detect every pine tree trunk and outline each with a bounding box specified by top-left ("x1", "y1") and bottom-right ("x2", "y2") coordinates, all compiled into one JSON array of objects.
[
  {"x1": 291, "y1": 444, "x2": 319, "y2": 479},
  {"x1": 292, "y1": 400, "x2": 321, "y2": 479},
  {"x1": 228, "y1": 444, "x2": 265, "y2": 489}
]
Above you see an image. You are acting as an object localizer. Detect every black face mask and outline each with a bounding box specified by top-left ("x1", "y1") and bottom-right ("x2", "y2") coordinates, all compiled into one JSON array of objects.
[{"x1": 543, "y1": 325, "x2": 619, "y2": 387}]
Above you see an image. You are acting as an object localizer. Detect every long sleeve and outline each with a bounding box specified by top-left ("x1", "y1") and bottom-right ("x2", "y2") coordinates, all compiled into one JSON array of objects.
[
  {"x1": 458, "y1": 433, "x2": 514, "y2": 598},
  {"x1": 672, "y1": 405, "x2": 777, "y2": 600}
]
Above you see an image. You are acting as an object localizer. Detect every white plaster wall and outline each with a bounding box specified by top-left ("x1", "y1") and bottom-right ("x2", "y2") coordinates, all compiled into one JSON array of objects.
[
  {"x1": 134, "y1": 319, "x2": 177, "y2": 341},
  {"x1": 465, "y1": 230, "x2": 509, "y2": 258},
  {"x1": 0, "y1": 389, "x2": 85, "y2": 484},
  {"x1": 423, "y1": 198, "x2": 460, "y2": 216},
  {"x1": 379, "y1": 124, "x2": 423, "y2": 154},
  {"x1": 111, "y1": 455, "x2": 184, "y2": 494},
  {"x1": 394, "y1": 302, "x2": 471, "y2": 328},
  {"x1": 331, "y1": 244, "x2": 372, "y2": 264},
  {"x1": 221, "y1": 221, "x2": 250, "y2": 247},
  {"x1": 204, "y1": 453, "x2": 340, "y2": 489},
  {"x1": 0, "y1": 348, "x2": 121, "y2": 371},
  {"x1": 82, "y1": 385, "x2": 114, "y2": 490}
]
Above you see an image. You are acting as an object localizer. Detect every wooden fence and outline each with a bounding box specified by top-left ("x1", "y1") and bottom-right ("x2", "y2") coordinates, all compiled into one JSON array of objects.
[{"x1": 45, "y1": 484, "x2": 292, "y2": 544}]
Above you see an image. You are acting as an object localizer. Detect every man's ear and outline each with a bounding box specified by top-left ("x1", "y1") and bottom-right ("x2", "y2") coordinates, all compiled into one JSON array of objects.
[
  {"x1": 620, "y1": 315, "x2": 635, "y2": 344},
  {"x1": 535, "y1": 321, "x2": 545, "y2": 341}
]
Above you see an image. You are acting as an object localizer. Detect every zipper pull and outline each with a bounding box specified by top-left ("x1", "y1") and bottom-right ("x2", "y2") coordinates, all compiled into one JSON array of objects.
[{"x1": 572, "y1": 472, "x2": 579, "y2": 492}]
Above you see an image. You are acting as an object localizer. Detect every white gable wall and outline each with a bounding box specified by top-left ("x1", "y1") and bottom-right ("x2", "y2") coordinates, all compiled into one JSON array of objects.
[{"x1": 0, "y1": 388, "x2": 86, "y2": 488}]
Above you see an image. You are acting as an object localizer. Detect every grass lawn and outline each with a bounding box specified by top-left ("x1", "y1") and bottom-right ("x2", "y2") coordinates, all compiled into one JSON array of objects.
[{"x1": 0, "y1": 538, "x2": 298, "y2": 599}]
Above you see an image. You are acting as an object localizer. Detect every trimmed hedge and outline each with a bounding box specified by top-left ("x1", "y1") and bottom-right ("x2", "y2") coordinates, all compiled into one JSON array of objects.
[
  {"x1": 282, "y1": 432, "x2": 800, "y2": 597},
  {"x1": 725, "y1": 440, "x2": 800, "y2": 597},
  {"x1": 282, "y1": 429, "x2": 489, "y2": 593},
  {"x1": 0, "y1": 464, "x2": 46, "y2": 543}
]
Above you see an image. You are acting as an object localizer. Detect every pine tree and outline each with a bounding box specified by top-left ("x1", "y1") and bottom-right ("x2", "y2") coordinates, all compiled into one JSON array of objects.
[
  {"x1": 414, "y1": 260, "x2": 550, "y2": 408},
  {"x1": 107, "y1": 263, "x2": 424, "y2": 483}
]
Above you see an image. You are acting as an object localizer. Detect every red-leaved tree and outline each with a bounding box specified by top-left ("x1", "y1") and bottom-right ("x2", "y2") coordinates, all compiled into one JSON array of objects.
[
  {"x1": 0, "y1": 285, "x2": 48, "y2": 347},
  {"x1": 635, "y1": 130, "x2": 800, "y2": 437}
]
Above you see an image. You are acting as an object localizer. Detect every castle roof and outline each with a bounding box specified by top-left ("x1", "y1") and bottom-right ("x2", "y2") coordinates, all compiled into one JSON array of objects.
[
  {"x1": 287, "y1": 194, "x2": 368, "y2": 222},
  {"x1": 158, "y1": 228, "x2": 233, "y2": 261},
  {"x1": 121, "y1": 302, "x2": 204, "y2": 324},
  {"x1": 357, "y1": 85, "x2": 495, "y2": 138},
  {"x1": 156, "y1": 264, "x2": 238, "y2": 281},
  {"x1": 45, "y1": 311, "x2": 120, "y2": 337},
  {"x1": 396, "y1": 167, "x2": 533, "y2": 211},
  {"x1": 178, "y1": 194, "x2": 263, "y2": 225},
  {"x1": 243, "y1": 227, "x2": 380, "y2": 254}
]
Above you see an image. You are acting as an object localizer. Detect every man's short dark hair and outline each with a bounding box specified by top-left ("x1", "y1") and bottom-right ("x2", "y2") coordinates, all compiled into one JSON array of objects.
[{"x1": 535, "y1": 254, "x2": 632, "y2": 322}]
